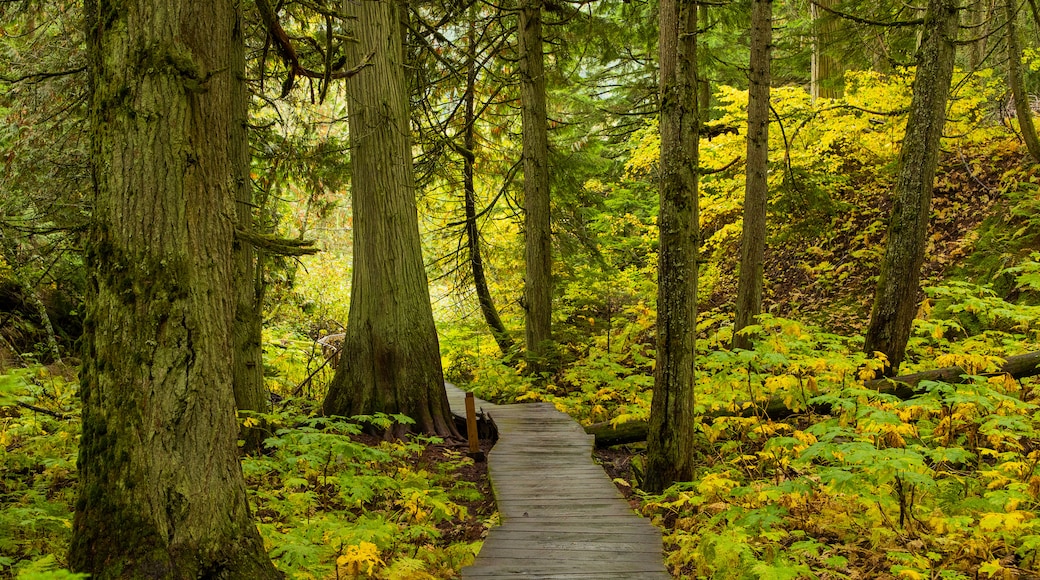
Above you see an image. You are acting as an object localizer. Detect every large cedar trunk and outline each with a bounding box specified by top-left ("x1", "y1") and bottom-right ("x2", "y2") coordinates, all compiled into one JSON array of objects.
[
  {"x1": 71, "y1": 1, "x2": 280, "y2": 577},
  {"x1": 863, "y1": 0, "x2": 959, "y2": 374},
  {"x1": 519, "y1": 0, "x2": 553, "y2": 373},
  {"x1": 732, "y1": 0, "x2": 771, "y2": 351},
  {"x1": 644, "y1": 0, "x2": 699, "y2": 494},
  {"x1": 322, "y1": 0, "x2": 460, "y2": 438}
]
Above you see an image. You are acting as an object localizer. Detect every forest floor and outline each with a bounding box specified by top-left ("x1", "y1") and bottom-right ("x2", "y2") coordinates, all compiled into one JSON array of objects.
[{"x1": 405, "y1": 435, "x2": 496, "y2": 547}]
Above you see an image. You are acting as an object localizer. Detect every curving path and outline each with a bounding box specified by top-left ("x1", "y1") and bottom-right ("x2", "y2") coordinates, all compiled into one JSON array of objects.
[{"x1": 445, "y1": 384, "x2": 669, "y2": 579}]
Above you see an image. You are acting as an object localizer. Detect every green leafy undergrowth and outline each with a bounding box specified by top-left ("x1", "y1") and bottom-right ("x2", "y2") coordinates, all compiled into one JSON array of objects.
[
  {"x1": 0, "y1": 366, "x2": 83, "y2": 579},
  {"x1": 638, "y1": 365, "x2": 1039, "y2": 579},
  {"x1": 0, "y1": 368, "x2": 494, "y2": 579},
  {"x1": 244, "y1": 408, "x2": 492, "y2": 579}
]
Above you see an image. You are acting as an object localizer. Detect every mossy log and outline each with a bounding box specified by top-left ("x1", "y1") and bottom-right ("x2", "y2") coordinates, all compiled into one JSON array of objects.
[{"x1": 585, "y1": 350, "x2": 1040, "y2": 447}]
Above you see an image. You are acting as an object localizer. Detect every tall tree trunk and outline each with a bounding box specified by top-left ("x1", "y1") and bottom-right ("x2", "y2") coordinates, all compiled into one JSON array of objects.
[
  {"x1": 1006, "y1": 0, "x2": 1040, "y2": 162},
  {"x1": 322, "y1": 0, "x2": 460, "y2": 438},
  {"x1": 863, "y1": 0, "x2": 960, "y2": 375},
  {"x1": 232, "y1": 2, "x2": 271, "y2": 449},
  {"x1": 698, "y1": 4, "x2": 710, "y2": 118},
  {"x1": 71, "y1": 0, "x2": 280, "y2": 577},
  {"x1": 464, "y1": 13, "x2": 513, "y2": 356},
  {"x1": 732, "y1": 0, "x2": 772, "y2": 351},
  {"x1": 811, "y1": 0, "x2": 843, "y2": 100},
  {"x1": 519, "y1": 0, "x2": 553, "y2": 374},
  {"x1": 645, "y1": 0, "x2": 699, "y2": 494}
]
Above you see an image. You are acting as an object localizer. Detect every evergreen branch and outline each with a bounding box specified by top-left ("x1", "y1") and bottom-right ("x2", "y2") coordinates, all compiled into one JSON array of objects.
[
  {"x1": 0, "y1": 67, "x2": 86, "y2": 84},
  {"x1": 809, "y1": 1, "x2": 925, "y2": 28},
  {"x1": 253, "y1": 0, "x2": 373, "y2": 96},
  {"x1": 234, "y1": 228, "x2": 320, "y2": 256}
]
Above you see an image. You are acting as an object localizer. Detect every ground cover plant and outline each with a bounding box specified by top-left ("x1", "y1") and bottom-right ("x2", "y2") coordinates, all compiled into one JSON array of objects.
[{"x1": 0, "y1": 353, "x2": 495, "y2": 579}]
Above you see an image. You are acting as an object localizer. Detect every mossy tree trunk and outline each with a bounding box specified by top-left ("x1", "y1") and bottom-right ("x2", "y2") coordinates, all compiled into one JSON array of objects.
[
  {"x1": 322, "y1": 0, "x2": 460, "y2": 438},
  {"x1": 71, "y1": 0, "x2": 280, "y2": 577},
  {"x1": 231, "y1": 3, "x2": 271, "y2": 449},
  {"x1": 519, "y1": 0, "x2": 553, "y2": 374},
  {"x1": 811, "y1": 0, "x2": 843, "y2": 100},
  {"x1": 863, "y1": 0, "x2": 959, "y2": 375},
  {"x1": 645, "y1": 0, "x2": 699, "y2": 494},
  {"x1": 732, "y1": 0, "x2": 771, "y2": 351},
  {"x1": 1006, "y1": 0, "x2": 1040, "y2": 162}
]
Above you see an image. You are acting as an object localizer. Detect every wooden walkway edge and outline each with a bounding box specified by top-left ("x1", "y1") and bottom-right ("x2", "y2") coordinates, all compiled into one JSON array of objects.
[{"x1": 445, "y1": 384, "x2": 669, "y2": 579}]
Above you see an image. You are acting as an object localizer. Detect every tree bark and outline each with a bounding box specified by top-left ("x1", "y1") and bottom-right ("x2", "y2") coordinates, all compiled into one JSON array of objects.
[
  {"x1": 322, "y1": 0, "x2": 460, "y2": 439},
  {"x1": 519, "y1": 0, "x2": 553, "y2": 374},
  {"x1": 644, "y1": 0, "x2": 699, "y2": 494},
  {"x1": 863, "y1": 0, "x2": 959, "y2": 375},
  {"x1": 72, "y1": 0, "x2": 280, "y2": 577},
  {"x1": 1006, "y1": 0, "x2": 1040, "y2": 162},
  {"x1": 464, "y1": 10, "x2": 513, "y2": 356},
  {"x1": 732, "y1": 0, "x2": 772, "y2": 351},
  {"x1": 231, "y1": 1, "x2": 272, "y2": 450},
  {"x1": 811, "y1": 0, "x2": 844, "y2": 100},
  {"x1": 586, "y1": 350, "x2": 1040, "y2": 447}
]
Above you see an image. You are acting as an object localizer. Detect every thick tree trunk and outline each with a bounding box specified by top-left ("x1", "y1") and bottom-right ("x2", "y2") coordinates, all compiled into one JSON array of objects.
[
  {"x1": 322, "y1": 0, "x2": 460, "y2": 439},
  {"x1": 811, "y1": 0, "x2": 844, "y2": 100},
  {"x1": 1006, "y1": 0, "x2": 1040, "y2": 162},
  {"x1": 863, "y1": 0, "x2": 959, "y2": 375},
  {"x1": 72, "y1": 1, "x2": 280, "y2": 577},
  {"x1": 732, "y1": 0, "x2": 772, "y2": 351},
  {"x1": 464, "y1": 13, "x2": 513, "y2": 356},
  {"x1": 519, "y1": 0, "x2": 553, "y2": 373},
  {"x1": 231, "y1": 4, "x2": 271, "y2": 450},
  {"x1": 587, "y1": 350, "x2": 1040, "y2": 447},
  {"x1": 644, "y1": 0, "x2": 699, "y2": 494}
]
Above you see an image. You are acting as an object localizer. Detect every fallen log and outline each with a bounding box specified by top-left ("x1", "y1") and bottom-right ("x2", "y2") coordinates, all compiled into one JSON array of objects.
[{"x1": 584, "y1": 350, "x2": 1040, "y2": 447}]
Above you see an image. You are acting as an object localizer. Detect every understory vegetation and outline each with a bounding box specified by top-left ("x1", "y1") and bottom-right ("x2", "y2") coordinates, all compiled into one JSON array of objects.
[{"x1": 0, "y1": 355, "x2": 494, "y2": 579}]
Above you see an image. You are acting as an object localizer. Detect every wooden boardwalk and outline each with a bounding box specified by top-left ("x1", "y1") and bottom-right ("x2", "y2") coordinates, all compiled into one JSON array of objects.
[{"x1": 445, "y1": 384, "x2": 669, "y2": 579}]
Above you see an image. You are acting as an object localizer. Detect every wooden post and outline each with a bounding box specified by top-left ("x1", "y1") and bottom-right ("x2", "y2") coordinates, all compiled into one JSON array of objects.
[{"x1": 465, "y1": 392, "x2": 480, "y2": 455}]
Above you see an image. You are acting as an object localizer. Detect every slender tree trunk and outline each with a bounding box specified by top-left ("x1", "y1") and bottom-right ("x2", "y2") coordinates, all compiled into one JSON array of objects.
[
  {"x1": 519, "y1": 0, "x2": 553, "y2": 374},
  {"x1": 464, "y1": 14, "x2": 513, "y2": 356},
  {"x1": 232, "y1": 3, "x2": 271, "y2": 450},
  {"x1": 71, "y1": 0, "x2": 280, "y2": 577},
  {"x1": 811, "y1": 0, "x2": 843, "y2": 100},
  {"x1": 863, "y1": 0, "x2": 960, "y2": 375},
  {"x1": 1006, "y1": 0, "x2": 1040, "y2": 162},
  {"x1": 322, "y1": 0, "x2": 460, "y2": 438},
  {"x1": 698, "y1": 4, "x2": 710, "y2": 117},
  {"x1": 645, "y1": 0, "x2": 699, "y2": 494},
  {"x1": 732, "y1": 0, "x2": 772, "y2": 351},
  {"x1": 12, "y1": 268, "x2": 62, "y2": 363}
]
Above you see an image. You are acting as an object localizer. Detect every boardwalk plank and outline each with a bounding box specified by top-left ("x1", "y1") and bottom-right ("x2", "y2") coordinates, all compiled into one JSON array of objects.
[{"x1": 445, "y1": 384, "x2": 669, "y2": 579}]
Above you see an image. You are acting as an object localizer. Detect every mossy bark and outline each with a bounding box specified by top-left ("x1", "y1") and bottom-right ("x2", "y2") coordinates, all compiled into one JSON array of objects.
[
  {"x1": 810, "y1": 0, "x2": 844, "y2": 100},
  {"x1": 863, "y1": 0, "x2": 959, "y2": 375},
  {"x1": 644, "y1": 0, "x2": 699, "y2": 494},
  {"x1": 732, "y1": 0, "x2": 771, "y2": 351},
  {"x1": 519, "y1": 0, "x2": 553, "y2": 374},
  {"x1": 231, "y1": 4, "x2": 271, "y2": 450},
  {"x1": 1006, "y1": 0, "x2": 1040, "y2": 163},
  {"x1": 72, "y1": 0, "x2": 280, "y2": 577},
  {"x1": 322, "y1": 0, "x2": 460, "y2": 438}
]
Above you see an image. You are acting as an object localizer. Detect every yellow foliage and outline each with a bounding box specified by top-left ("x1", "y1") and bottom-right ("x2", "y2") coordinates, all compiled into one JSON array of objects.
[
  {"x1": 337, "y1": 542, "x2": 384, "y2": 577},
  {"x1": 697, "y1": 472, "x2": 740, "y2": 499},
  {"x1": 978, "y1": 511, "x2": 1028, "y2": 532}
]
